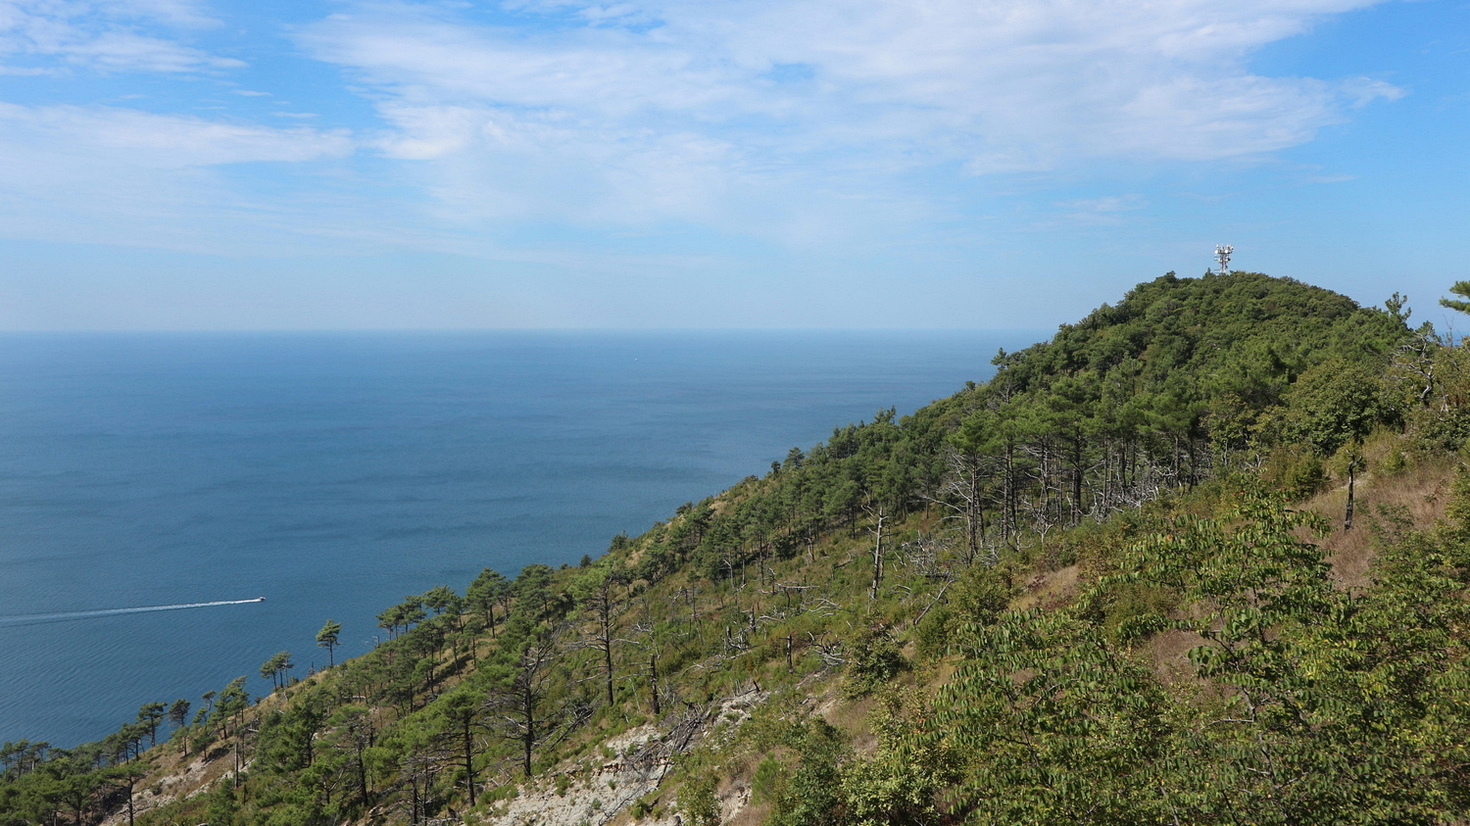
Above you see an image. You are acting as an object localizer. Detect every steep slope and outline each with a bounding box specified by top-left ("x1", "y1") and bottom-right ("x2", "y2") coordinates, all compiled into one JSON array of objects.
[{"x1": 14, "y1": 271, "x2": 1470, "y2": 826}]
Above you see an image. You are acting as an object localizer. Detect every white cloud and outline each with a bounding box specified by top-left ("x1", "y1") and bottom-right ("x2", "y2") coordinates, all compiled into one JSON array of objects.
[
  {"x1": 0, "y1": 0, "x2": 1413, "y2": 284},
  {"x1": 1055, "y1": 193, "x2": 1148, "y2": 226},
  {"x1": 0, "y1": 101, "x2": 352, "y2": 167},
  {"x1": 0, "y1": 0, "x2": 237, "y2": 73},
  {"x1": 97, "y1": 0, "x2": 221, "y2": 29},
  {"x1": 367, "y1": 99, "x2": 746, "y2": 228},
  {"x1": 294, "y1": 0, "x2": 1402, "y2": 238},
  {"x1": 0, "y1": 100, "x2": 359, "y2": 255},
  {"x1": 1060, "y1": 195, "x2": 1148, "y2": 213}
]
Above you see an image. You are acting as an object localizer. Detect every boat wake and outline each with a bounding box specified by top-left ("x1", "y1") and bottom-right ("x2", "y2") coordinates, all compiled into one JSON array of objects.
[{"x1": 0, "y1": 597, "x2": 266, "y2": 627}]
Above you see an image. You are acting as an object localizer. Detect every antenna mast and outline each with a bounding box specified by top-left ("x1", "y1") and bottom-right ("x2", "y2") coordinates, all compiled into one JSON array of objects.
[{"x1": 1214, "y1": 244, "x2": 1233, "y2": 275}]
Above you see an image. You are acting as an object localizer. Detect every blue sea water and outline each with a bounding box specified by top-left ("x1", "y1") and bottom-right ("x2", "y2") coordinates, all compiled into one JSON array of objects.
[{"x1": 0, "y1": 330, "x2": 1037, "y2": 748}]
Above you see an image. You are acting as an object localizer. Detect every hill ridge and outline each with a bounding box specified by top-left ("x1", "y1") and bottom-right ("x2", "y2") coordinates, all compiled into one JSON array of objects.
[{"x1": 13, "y1": 271, "x2": 1470, "y2": 826}]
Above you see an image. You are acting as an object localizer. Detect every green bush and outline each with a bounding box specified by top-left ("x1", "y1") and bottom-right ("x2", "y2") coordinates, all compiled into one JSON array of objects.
[
  {"x1": 678, "y1": 773, "x2": 719, "y2": 826},
  {"x1": 843, "y1": 625, "x2": 906, "y2": 697},
  {"x1": 751, "y1": 756, "x2": 785, "y2": 804},
  {"x1": 913, "y1": 606, "x2": 952, "y2": 658}
]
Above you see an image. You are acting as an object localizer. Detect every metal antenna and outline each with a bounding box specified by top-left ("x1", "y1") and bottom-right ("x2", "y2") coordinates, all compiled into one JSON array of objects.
[{"x1": 1214, "y1": 244, "x2": 1233, "y2": 275}]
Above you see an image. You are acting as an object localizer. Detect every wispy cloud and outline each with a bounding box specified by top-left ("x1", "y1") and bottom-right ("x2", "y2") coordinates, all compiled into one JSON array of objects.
[
  {"x1": 295, "y1": 0, "x2": 1401, "y2": 238},
  {"x1": 0, "y1": 102, "x2": 352, "y2": 167},
  {"x1": 0, "y1": 101, "x2": 358, "y2": 255},
  {"x1": 0, "y1": 0, "x2": 1417, "y2": 315},
  {"x1": 1059, "y1": 195, "x2": 1148, "y2": 213},
  {"x1": 1054, "y1": 194, "x2": 1148, "y2": 226},
  {"x1": 97, "y1": 0, "x2": 223, "y2": 29},
  {"x1": 0, "y1": 0, "x2": 237, "y2": 73}
]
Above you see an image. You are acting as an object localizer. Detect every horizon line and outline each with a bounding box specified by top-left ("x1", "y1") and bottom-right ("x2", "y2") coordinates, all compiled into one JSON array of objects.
[{"x1": 0, "y1": 326, "x2": 1054, "y2": 335}]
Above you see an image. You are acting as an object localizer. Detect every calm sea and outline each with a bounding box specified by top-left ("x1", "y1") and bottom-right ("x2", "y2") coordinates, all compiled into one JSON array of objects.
[{"x1": 0, "y1": 330, "x2": 1036, "y2": 747}]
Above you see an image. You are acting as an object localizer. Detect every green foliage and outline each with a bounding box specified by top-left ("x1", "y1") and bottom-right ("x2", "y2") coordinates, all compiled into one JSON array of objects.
[
  {"x1": 1438, "y1": 280, "x2": 1470, "y2": 316},
  {"x1": 1114, "y1": 488, "x2": 1470, "y2": 821},
  {"x1": 949, "y1": 562, "x2": 1016, "y2": 620},
  {"x1": 936, "y1": 609, "x2": 1170, "y2": 822},
  {"x1": 842, "y1": 625, "x2": 907, "y2": 698},
  {"x1": 678, "y1": 773, "x2": 719, "y2": 826},
  {"x1": 1270, "y1": 357, "x2": 1391, "y2": 455},
  {"x1": 259, "y1": 651, "x2": 293, "y2": 691},
  {"x1": 315, "y1": 619, "x2": 341, "y2": 666},
  {"x1": 205, "y1": 783, "x2": 239, "y2": 826},
  {"x1": 1260, "y1": 444, "x2": 1328, "y2": 498},
  {"x1": 840, "y1": 689, "x2": 957, "y2": 826},
  {"x1": 13, "y1": 272, "x2": 1463, "y2": 826},
  {"x1": 376, "y1": 597, "x2": 427, "y2": 639},
  {"x1": 1403, "y1": 338, "x2": 1470, "y2": 451},
  {"x1": 911, "y1": 605, "x2": 951, "y2": 658},
  {"x1": 766, "y1": 720, "x2": 847, "y2": 826},
  {"x1": 421, "y1": 584, "x2": 462, "y2": 616}
]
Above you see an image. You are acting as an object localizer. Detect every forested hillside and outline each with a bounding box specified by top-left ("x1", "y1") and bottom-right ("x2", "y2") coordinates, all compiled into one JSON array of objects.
[{"x1": 7, "y1": 271, "x2": 1470, "y2": 825}]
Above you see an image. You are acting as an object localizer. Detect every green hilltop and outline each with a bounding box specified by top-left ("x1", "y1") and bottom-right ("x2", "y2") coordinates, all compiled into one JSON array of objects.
[{"x1": 6, "y1": 271, "x2": 1470, "y2": 825}]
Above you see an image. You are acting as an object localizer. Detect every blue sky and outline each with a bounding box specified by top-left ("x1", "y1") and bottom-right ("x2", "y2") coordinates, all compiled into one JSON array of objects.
[{"x1": 0, "y1": 0, "x2": 1465, "y2": 330}]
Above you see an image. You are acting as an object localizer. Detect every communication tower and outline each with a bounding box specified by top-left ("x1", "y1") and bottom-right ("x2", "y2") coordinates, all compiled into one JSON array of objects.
[{"x1": 1214, "y1": 244, "x2": 1233, "y2": 275}]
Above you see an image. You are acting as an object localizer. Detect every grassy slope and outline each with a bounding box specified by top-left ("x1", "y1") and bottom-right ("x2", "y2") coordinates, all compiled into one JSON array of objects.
[{"x1": 78, "y1": 272, "x2": 1470, "y2": 826}]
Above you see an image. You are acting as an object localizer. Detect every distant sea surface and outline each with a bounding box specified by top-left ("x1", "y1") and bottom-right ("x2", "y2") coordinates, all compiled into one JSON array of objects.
[{"x1": 0, "y1": 330, "x2": 1039, "y2": 747}]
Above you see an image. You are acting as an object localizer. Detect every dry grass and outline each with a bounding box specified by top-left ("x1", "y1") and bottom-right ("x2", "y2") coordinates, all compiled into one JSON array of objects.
[
  {"x1": 727, "y1": 790, "x2": 768, "y2": 826},
  {"x1": 96, "y1": 686, "x2": 336, "y2": 825},
  {"x1": 813, "y1": 685, "x2": 877, "y2": 755},
  {"x1": 1142, "y1": 628, "x2": 1207, "y2": 687},
  {"x1": 1306, "y1": 457, "x2": 1457, "y2": 590},
  {"x1": 1137, "y1": 455, "x2": 1461, "y2": 695},
  {"x1": 1011, "y1": 564, "x2": 1081, "y2": 611},
  {"x1": 98, "y1": 740, "x2": 235, "y2": 825}
]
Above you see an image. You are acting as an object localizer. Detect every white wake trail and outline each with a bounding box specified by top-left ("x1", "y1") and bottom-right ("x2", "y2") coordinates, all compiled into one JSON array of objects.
[{"x1": 0, "y1": 598, "x2": 265, "y2": 627}]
